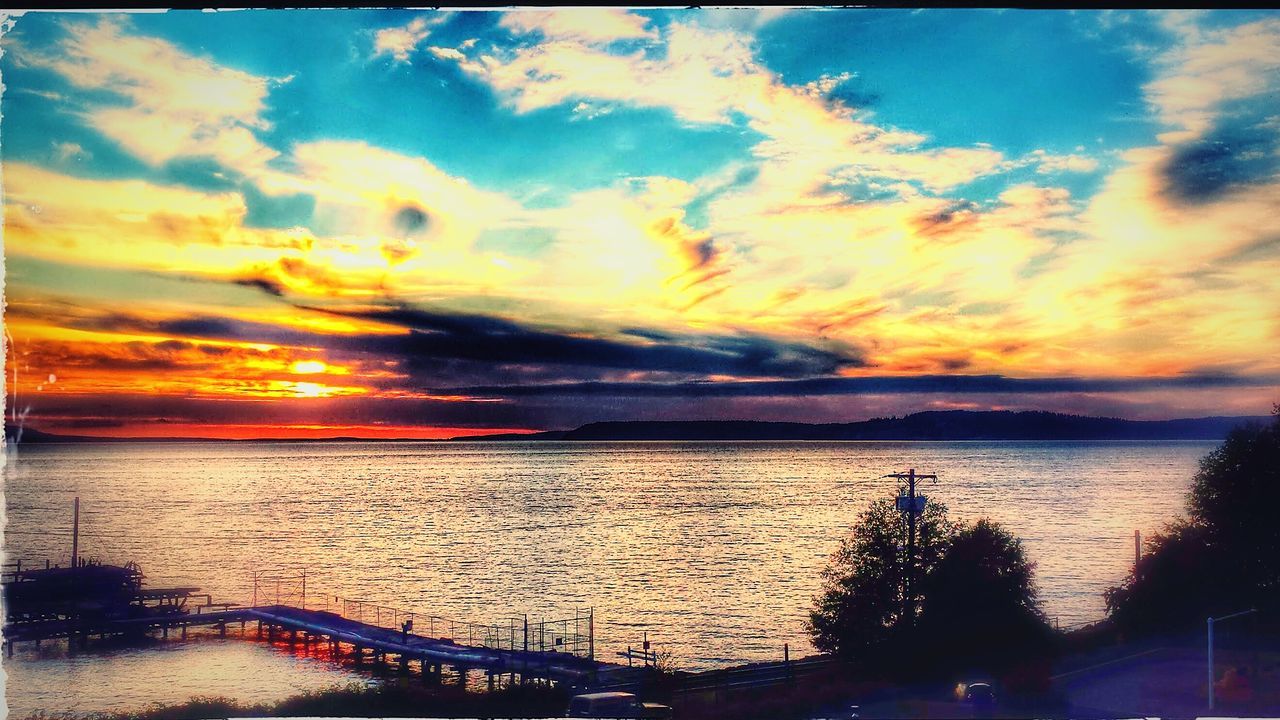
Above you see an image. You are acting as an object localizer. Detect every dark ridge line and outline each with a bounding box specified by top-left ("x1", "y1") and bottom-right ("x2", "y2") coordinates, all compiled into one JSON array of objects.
[{"x1": 6, "y1": 411, "x2": 1266, "y2": 443}]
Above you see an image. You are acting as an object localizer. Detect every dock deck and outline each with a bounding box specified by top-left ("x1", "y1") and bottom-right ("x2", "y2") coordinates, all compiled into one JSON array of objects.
[{"x1": 245, "y1": 604, "x2": 611, "y2": 685}]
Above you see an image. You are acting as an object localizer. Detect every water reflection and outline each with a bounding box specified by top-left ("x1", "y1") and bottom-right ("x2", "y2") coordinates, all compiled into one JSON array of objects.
[
  {"x1": 4, "y1": 440, "x2": 1210, "y2": 710},
  {"x1": 0, "y1": 627, "x2": 375, "y2": 717}
]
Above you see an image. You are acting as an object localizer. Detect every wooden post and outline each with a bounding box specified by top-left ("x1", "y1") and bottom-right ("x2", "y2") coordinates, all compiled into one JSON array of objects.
[{"x1": 1135, "y1": 529, "x2": 1142, "y2": 568}]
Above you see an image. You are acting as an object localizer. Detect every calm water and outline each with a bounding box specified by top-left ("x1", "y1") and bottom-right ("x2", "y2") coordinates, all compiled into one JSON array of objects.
[{"x1": 2, "y1": 440, "x2": 1211, "y2": 714}]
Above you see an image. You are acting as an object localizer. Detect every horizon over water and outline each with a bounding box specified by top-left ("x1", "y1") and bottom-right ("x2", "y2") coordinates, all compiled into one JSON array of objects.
[{"x1": 3, "y1": 439, "x2": 1212, "y2": 715}]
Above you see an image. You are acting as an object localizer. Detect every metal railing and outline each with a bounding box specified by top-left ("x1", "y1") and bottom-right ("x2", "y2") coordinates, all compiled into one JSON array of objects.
[
  {"x1": 250, "y1": 569, "x2": 594, "y2": 658},
  {"x1": 1057, "y1": 615, "x2": 1110, "y2": 633},
  {"x1": 321, "y1": 594, "x2": 594, "y2": 658}
]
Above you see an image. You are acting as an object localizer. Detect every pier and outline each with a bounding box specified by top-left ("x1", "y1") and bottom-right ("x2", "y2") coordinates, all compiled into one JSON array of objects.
[
  {"x1": 243, "y1": 604, "x2": 604, "y2": 685},
  {"x1": 1, "y1": 560, "x2": 649, "y2": 691}
]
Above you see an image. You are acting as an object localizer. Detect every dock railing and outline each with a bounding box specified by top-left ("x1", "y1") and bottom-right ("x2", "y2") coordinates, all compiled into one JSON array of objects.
[
  {"x1": 250, "y1": 569, "x2": 594, "y2": 659},
  {"x1": 324, "y1": 596, "x2": 593, "y2": 657}
]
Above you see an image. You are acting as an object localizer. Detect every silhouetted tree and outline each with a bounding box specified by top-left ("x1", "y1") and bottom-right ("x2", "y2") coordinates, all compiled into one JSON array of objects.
[
  {"x1": 810, "y1": 498, "x2": 1054, "y2": 683},
  {"x1": 1104, "y1": 521, "x2": 1224, "y2": 633},
  {"x1": 1107, "y1": 405, "x2": 1280, "y2": 632},
  {"x1": 915, "y1": 519, "x2": 1054, "y2": 683},
  {"x1": 807, "y1": 498, "x2": 951, "y2": 662}
]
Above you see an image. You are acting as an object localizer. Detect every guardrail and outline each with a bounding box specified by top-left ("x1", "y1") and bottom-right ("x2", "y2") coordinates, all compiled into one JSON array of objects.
[{"x1": 676, "y1": 656, "x2": 840, "y2": 693}]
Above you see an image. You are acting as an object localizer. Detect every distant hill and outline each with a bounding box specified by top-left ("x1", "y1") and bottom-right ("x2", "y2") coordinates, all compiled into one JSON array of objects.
[
  {"x1": 7, "y1": 411, "x2": 1268, "y2": 443},
  {"x1": 457, "y1": 411, "x2": 1270, "y2": 442},
  {"x1": 3, "y1": 427, "x2": 128, "y2": 443},
  {"x1": 448, "y1": 430, "x2": 568, "y2": 441}
]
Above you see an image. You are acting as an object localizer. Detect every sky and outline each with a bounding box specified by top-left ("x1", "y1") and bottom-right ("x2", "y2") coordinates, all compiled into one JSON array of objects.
[{"x1": 1, "y1": 8, "x2": 1278, "y2": 439}]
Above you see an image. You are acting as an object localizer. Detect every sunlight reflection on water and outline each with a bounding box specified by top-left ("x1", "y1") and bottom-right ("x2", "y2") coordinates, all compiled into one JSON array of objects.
[{"x1": 3, "y1": 440, "x2": 1211, "y2": 712}]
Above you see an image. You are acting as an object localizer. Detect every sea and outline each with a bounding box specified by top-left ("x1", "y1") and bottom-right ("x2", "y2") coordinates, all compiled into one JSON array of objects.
[{"x1": 1, "y1": 440, "x2": 1213, "y2": 716}]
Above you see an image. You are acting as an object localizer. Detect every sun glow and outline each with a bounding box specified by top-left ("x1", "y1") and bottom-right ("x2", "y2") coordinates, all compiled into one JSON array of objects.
[
  {"x1": 282, "y1": 381, "x2": 363, "y2": 398},
  {"x1": 289, "y1": 360, "x2": 328, "y2": 374}
]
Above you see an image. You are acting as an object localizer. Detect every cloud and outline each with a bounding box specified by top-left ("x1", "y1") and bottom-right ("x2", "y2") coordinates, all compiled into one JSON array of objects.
[
  {"x1": 5, "y1": 139, "x2": 536, "y2": 300},
  {"x1": 1161, "y1": 96, "x2": 1279, "y2": 203},
  {"x1": 1144, "y1": 15, "x2": 1280, "y2": 141},
  {"x1": 435, "y1": 371, "x2": 1280, "y2": 399},
  {"x1": 498, "y1": 8, "x2": 656, "y2": 44},
  {"x1": 427, "y1": 46, "x2": 466, "y2": 62},
  {"x1": 266, "y1": 140, "x2": 521, "y2": 248},
  {"x1": 57, "y1": 301, "x2": 864, "y2": 384},
  {"x1": 441, "y1": 16, "x2": 1009, "y2": 196},
  {"x1": 27, "y1": 17, "x2": 286, "y2": 172},
  {"x1": 373, "y1": 16, "x2": 436, "y2": 63},
  {"x1": 311, "y1": 304, "x2": 867, "y2": 380},
  {"x1": 1004, "y1": 13, "x2": 1280, "y2": 386},
  {"x1": 1029, "y1": 149, "x2": 1100, "y2": 174},
  {"x1": 53, "y1": 141, "x2": 89, "y2": 163}
]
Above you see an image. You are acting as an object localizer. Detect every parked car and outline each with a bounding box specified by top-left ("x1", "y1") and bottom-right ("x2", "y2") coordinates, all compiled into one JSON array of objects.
[{"x1": 566, "y1": 691, "x2": 672, "y2": 719}]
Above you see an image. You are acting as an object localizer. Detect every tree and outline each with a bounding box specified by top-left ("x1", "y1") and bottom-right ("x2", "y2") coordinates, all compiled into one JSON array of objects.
[
  {"x1": 1104, "y1": 521, "x2": 1224, "y2": 633},
  {"x1": 1106, "y1": 406, "x2": 1280, "y2": 631},
  {"x1": 915, "y1": 519, "x2": 1054, "y2": 680},
  {"x1": 810, "y1": 498, "x2": 1052, "y2": 684},
  {"x1": 807, "y1": 497, "x2": 952, "y2": 661},
  {"x1": 1187, "y1": 406, "x2": 1280, "y2": 601}
]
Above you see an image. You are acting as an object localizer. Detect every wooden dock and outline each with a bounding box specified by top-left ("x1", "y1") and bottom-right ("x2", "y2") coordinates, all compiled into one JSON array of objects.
[
  {"x1": 2, "y1": 557, "x2": 657, "y2": 691},
  {"x1": 4, "y1": 601, "x2": 639, "y2": 687},
  {"x1": 244, "y1": 604, "x2": 613, "y2": 686}
]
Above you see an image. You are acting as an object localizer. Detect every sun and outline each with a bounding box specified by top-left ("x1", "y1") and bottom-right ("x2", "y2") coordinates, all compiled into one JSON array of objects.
[{"x1": 290, "y1": 360, "x2": 328, "y2": 375}]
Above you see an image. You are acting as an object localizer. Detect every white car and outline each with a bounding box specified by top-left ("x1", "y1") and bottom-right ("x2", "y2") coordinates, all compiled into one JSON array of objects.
[
  {"x1": 566, "y1": 691, "x2": 673, "y2": 719},
  {"x1": 964, "y1": 682, "x2": 996, "y2": 706}
]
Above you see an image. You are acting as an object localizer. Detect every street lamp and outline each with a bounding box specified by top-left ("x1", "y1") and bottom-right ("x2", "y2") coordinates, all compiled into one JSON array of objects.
[{"x1": 1207, "y1": 607, "x2": 1256, "y2": 710}]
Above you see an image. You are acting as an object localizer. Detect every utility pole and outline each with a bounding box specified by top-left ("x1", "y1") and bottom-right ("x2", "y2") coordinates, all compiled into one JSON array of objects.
[
  {"x1": 885, "y1": 469, "x2": 936, "y2": 625},
  {"x1": 71, "y1": 496, "x2": 80, "y2": 569}
]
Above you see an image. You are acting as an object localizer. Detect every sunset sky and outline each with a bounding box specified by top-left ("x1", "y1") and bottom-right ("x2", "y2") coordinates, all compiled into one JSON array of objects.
[{"x1": 2, "y1": 8, "x2": 1278, "y2": 439}]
